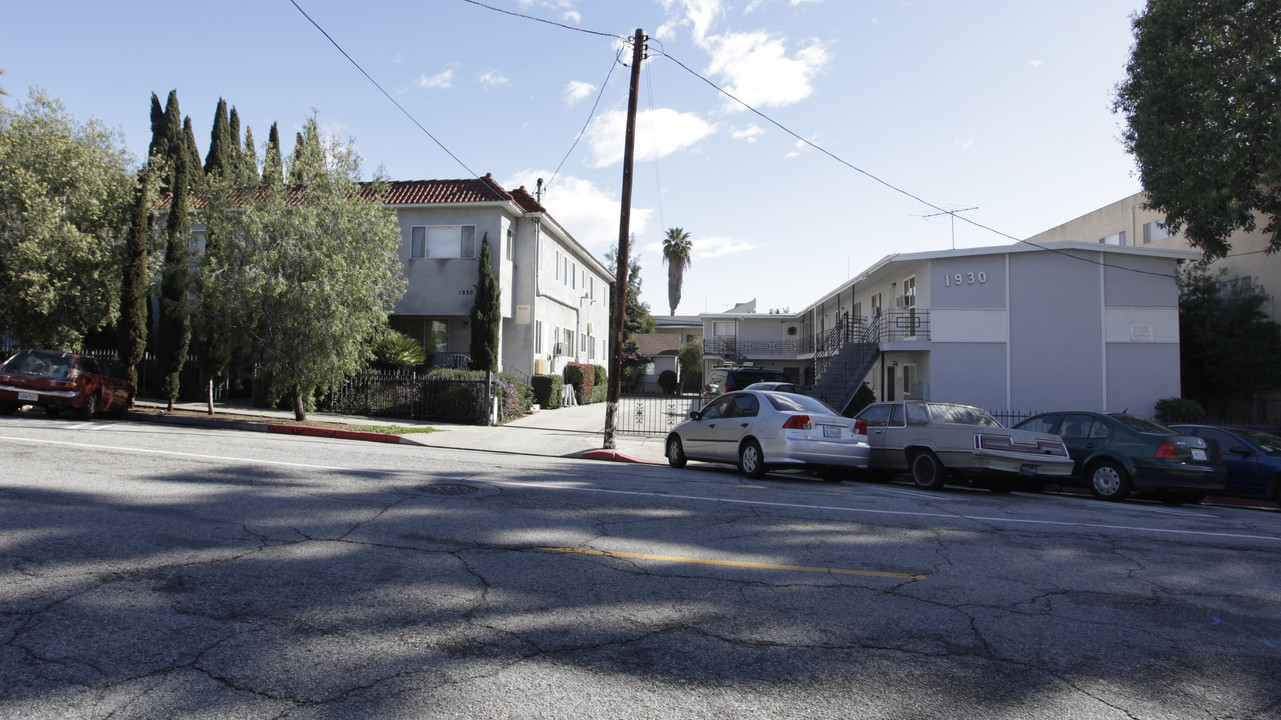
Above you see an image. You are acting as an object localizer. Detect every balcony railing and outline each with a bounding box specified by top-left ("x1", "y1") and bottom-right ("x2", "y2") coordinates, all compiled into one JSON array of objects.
[{"x1": 703, "y1": 310, "x2": 929, "y2": 359}]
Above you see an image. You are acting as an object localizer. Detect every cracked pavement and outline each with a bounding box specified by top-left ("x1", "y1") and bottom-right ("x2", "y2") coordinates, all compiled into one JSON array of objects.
[{"x1": 1, "y1": 417, "x2": 1279, "y2": 719}]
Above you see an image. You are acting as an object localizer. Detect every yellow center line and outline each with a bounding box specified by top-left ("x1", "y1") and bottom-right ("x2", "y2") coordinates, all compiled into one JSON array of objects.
[{"x1": 541, "y1": 547, "x2": 926, "y2": 580}]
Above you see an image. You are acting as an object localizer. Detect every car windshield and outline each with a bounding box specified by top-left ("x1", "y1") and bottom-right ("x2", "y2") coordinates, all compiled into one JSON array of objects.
[
  {"x1": 925, "y1": 402, "x2": 1001, "y2": 427},
  {"x1": 765, "y1": 392, "x2": 838, "y2": 416},
  {"x1": 0, "y1": 349, "x2": 74, "y2": 379},
  {"x1": 1239, "y1": 429, "x2": 1281, "y2": 455},
  {"x1": 1109, "y1": 414, "x2": 1173, "y2": 435}
]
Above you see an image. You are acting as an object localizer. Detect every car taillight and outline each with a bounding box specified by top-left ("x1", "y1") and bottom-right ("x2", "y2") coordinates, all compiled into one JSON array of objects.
[
  {"x1": 782, "y1": 415, "x2": 812, "y2": 430},
  {"x1": 1155, "y1": 441, "x2": 1178, "y2": 459},
  {"x1": 853, "y1": 419, "x2": 867, "y2": 435}
]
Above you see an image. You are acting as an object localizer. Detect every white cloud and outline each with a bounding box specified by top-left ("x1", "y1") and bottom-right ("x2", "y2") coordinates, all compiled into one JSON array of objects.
[
  {"x1": 785, "y1": 138, "x2": 810, "y2": 159},
  {"x1": 563, "y1": 80, "x2": 596, "y2": 105},
  {"x1": 501, "y1": 170, "x2": 652, "y2": 252},
  {"x1": 1029, "y1": 59, "x2": 1043, "y2": 68},
  {"x1": 731, "y1": 125, "x2": 764, "y2": 143},
  {"x1": 584, "y1": 108, "x2": 716, "y2": 168},
  {"x1": 416, "y1": 70, "x2": 454, "y2": 89},
  {"x1": 562, "y1": 10, "x2": 581, "y2": 23},
  {"x1": 480, "y1": 70, "x2": 510, "y2": 87},
  {"x1": 955, "y1": 139, "x2": 973, "y2": 151},
  {"x1": 391, "y1": 51, "x2": 405, "y2": 65},
  {"x1": 643, "y1": 234, "x2": 759, "y2": 259},
  {"x1": 790, "y1": 0, "x2": 822, "y2": 4},
  {"x1": 660, "y1": 0, "x2": 723, "y2": 43},
  {"x1": 703, "y1": 31, "x2": 829, "y2": 110}
]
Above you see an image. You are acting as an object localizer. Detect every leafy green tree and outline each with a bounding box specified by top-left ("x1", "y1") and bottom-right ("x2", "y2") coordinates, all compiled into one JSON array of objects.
[
  {"x1": 605, "y1": 242, "x2": 656, "y2": 345},
  {"x1": 373, "y1": 331, "x2": 427, "y2": 369},
  {"x1": 468, "y1": 234, "x2": 501, "y2": 372},
  {"x1": 1178, "y1": 264, "x2": 1281, "y2": 403},
  {"x1": 678, "y1": 338, "x2": 702, "y2": 393},
  {"x1": 661, "y1": 227, "x2": 693, "y2": 316},
  {"x1": 182, "y1": 116, "x2": 204, "y2": 187},
  {"x1": 0, "y1": 87, "x2": 133, "y2": 348},
  {"x1": 262, "y1": 122, "x2": 283, "y2": 186},
  {"x1": 227, "y1": 106, "x2": 249, "y2": 184},
  {"x1": 147, "y1": 91, "x2": 166, "y2": 165},
  {"x1": 203, "y1": 98, "x2": 234, "y2": 179},
  {"x1": 158, "y1": 152, "x2": 193, "y2": 410},
  {"x1": 208, "y1": 117, "x2": 405, "y2": 420},
  {"x1": 117, "y1": 169, "x2": 157, "y2": 390},
  {"x1": 1114, "y1": 0, "x2": 1281, "y2": 259}
]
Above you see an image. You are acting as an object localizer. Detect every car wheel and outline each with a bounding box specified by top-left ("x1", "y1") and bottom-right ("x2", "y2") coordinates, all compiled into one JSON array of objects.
[
  {"x1": 817, "y1": 466, "x2": 845, "y2": 484},
  {"x1": 1088, "y1": 460, "x2": 1131, "y2": 501},
  {"x1": 909, "y1": 450, "x2": 948, "y2": 490},
  {"x1": 0, "y1": 401, "x2": 17, "y2": 416},
  {"x1": 666, "y1": 435, "x2": 687, "y2": 469},
  {"x1": 76, "y1": 393, "x2": 99, "y2": 421},
  {"x1": 739, "y1": 439, "x2": 767, "y2": 479}
]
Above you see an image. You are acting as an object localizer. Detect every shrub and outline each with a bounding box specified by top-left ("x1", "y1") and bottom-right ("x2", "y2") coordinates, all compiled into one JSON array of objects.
[
  {"x1": 1154, "y1": 397, "x2": 1207, "y2": 424},
  {"x1": 591, "y1": 364, "x2": 608, "y2": 403},
  {"x1": 658, "y1": 369, "x2": 679, "y2": 394},
  {"x1": 565, "y1": 362, "x2": 596, "y2": 405},
  {"x1": 681, "y1": 368, "x2": 702, "y2": 394},
  {"x1": 531, "y1": 374, "x2": 563, "y2": 409}
]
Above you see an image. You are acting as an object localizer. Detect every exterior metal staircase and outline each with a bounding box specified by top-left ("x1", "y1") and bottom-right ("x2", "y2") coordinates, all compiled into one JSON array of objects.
[{"x1": 809, "y1": 315, "x2": 881, "y2": 415}]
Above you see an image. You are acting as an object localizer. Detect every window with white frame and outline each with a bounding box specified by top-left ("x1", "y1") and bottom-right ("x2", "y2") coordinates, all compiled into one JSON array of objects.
[
  {"x1": 902, "y1": 276, "x2": 916, "y2": 308},
  {"x1": 562, "y1": 327, "x2": 574, "y2": 355},
  {"x1": 535, "y1": 320, "x2": 543, "y2": 354},
  {"x1": 1099, "y1": 231, "x2": 1126, "y2": 246},
  {"x1": 555, "y1": 251, "x2": 562, "y2": 281},
  {"x1": 411, "y1": 225, "x2": 475, "y2": 258},
  {"x1": 712, "y1": 321, "x2": 736, "y2": 337},
  {"x1": 505, "y1": 227, "x2": 515, "y2": 261}
]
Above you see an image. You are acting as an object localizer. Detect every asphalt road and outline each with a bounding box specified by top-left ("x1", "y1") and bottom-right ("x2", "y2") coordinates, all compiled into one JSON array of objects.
[{"x1": 2, "y1": 414, "x2": 1279, "y2": 719}]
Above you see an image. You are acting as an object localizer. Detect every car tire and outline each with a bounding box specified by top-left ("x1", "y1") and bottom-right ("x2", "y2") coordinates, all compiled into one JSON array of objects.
[
  {"x1": 0, "y1": 401, "x2": 17, "y2": 416},
  {"x1": 817, "y1": 466, "x2": 845, "y2": 484},
  {"x1": 1088, "y1": 460, "x2": 1131, "y2": 501},
  {"x1": 76, "y1": 393, "x2": 98, "y2": 421},
  {"x1": 739, "y1": 439, "x2": 767, "y2": 479},
  {"x1": 666, "y1": 435, "x2": 687, "y2": 469},
  {"x1": 909, "y1": 450, "x2": 948, "y2": 490}
]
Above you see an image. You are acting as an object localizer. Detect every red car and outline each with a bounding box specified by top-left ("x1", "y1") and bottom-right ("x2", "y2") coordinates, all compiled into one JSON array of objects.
[{"x1": 0, "y1": 349, "x2": 134, "y2": 419}]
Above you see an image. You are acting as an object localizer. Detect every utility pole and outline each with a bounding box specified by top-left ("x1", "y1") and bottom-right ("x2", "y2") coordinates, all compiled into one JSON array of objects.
[
  {"x1": 922, "y1": 206, "x2": 977, "y2": 250},
  {"x1": 604, "y1": 28, "x2": 645, "y2": 450}
]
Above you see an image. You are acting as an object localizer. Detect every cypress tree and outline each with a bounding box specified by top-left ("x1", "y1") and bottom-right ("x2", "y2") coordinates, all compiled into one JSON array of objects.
[
  {"x1": 204, "y1": 98, "x2": 232, "y2": 179},
  {"x1": 228, "y1": 106, "x2": 246, "y2": 182},
  {"x1": 262, "y1": 122, "x2": 283, "y2": 186},
  {"x1": 242, "y1": 126, "x2": 260, "y2": 184},
  {"x1": 159, "y1": 153, "x2": 192, "y2": 410},
  {"x1": 147, "y1": 92, "x2": 166, "y2": 168},
  {"x1": 117, "y1": 169, "x2": 155, "y2": 392},
  {"x1": 159, "y1": 90, "x2": 183, "y2": 191},
  {"x1": 468, "y1": 235, "x2": 501, "y2": 372},
  {"x1": 182, "y1": 116, "x2": 204, "y2": 187},
  {"x1": 288, "y1": 131, "x2": 307, "y2": 184}
]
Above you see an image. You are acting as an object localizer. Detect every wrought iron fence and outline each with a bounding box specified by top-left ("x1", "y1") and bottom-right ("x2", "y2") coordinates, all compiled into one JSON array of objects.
[
  {"x1": 325, "y1": 371, "x2": 490, "y2": 424},
  {"x1": 614, "y1": 393, "x2": 704, "y2": 436}
]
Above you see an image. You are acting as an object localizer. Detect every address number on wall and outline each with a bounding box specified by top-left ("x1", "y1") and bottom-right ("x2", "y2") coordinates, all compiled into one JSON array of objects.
[
  {"x1": 944, "y1": 271, "x2": 986, "y2": 287},
  {"x1": 459, "y1": 289, "x2": 474, "y2": 296}
]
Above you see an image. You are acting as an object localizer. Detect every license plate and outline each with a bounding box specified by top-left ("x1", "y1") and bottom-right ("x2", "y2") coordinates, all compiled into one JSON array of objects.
[
  {"x1": 18, "y1": 391, "x2": 38, "y2": 402},
  {"x1": 1019, "y1": 464, "x2": 1037, "y2": 477},
  {"x1": 1191, "y1": 448, "x2": 1207, "y2": 461},
  {"x1": 823, "y1": 425, "x2": 841, "y2": 438}
]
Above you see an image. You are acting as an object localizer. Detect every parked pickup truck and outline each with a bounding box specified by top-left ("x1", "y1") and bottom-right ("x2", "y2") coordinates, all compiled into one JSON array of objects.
[
  {"x1": 0, "y1": 349, "x2": 134, "y2": 420},
  {"x1": 854, "y1": 400, "x2": 1074, "y2": 492}
]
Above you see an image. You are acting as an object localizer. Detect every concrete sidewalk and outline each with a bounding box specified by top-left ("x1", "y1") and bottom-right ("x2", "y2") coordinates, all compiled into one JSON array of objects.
[{"x1": 131, "y1": 398, "x2": 669, "y2": 465}]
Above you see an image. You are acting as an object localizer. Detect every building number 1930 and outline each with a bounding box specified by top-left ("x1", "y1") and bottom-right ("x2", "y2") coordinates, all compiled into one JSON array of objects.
[{"x1": 944, "y1": 271, "x2": 986, "y2": 287}]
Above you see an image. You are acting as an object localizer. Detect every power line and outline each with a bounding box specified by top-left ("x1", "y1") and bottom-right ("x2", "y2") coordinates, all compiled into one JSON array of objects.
[
  {"x1": 459, "y1": 0, "x2": 623, "y2": 40},
  {"x1": 544, "y1": 43, "x2": 627, "y2": 195},
  {"x1": 287, "y1": 0, "x2": 495, "y2": 194},
  {"x1": 651, "y1": 48, "x2": 1178, "y2": 279}
]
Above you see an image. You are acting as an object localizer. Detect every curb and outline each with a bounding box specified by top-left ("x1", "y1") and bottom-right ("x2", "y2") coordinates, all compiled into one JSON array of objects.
[
  {"x1": 126, "y1": 411, "x2": 417, "y2": 446},
  {"x1": 579, "y1": 449, "x2": 665, "y2": 465},
  {"x1": 267, "y1": 424, "x2": 403, "y2": 444}
]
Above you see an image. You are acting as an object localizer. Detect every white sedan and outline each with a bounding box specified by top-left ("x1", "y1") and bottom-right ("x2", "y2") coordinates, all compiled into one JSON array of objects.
[{"x1": 665, "y1": 390, "x2": 870, "y2": 480}]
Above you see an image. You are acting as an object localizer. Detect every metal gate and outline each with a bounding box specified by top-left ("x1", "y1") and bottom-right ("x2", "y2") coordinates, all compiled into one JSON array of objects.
[{"x1": 615, "y1": 394, "x2": 703, "y2": 436}]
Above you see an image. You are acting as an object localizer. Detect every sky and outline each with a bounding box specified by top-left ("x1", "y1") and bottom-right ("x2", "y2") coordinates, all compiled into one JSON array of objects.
[{"x1": 3, "y1": 0, "x2": 1147, "y2": 316}]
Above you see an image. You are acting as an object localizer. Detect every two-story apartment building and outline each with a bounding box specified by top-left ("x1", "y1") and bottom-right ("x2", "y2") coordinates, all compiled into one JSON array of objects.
[
  {"x1": 703, "y1": 241, "x2": 1197, "y2": 418},
  {"x1": 384, "y1": 175, "x2": 612, "y2": 380}
]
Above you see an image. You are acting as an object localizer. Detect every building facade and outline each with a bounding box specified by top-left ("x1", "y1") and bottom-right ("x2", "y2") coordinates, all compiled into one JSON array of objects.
[{"x1": 702, "y1": 242, "x2": 1196, "y2": 418}]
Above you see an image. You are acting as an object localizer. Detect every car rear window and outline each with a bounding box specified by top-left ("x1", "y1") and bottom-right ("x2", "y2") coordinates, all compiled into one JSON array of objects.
[
  {"x1": 926, "y1": 402, "x2": 1001, "y2": 427},
  {"x1": 0, "y1": 349, "x2": 75, "y2": 379},
  {"x1": 766, "y1": 393, "x2": 838, "y2": 415},
  {"x1": 1108, "y1": 414, "x2": 1173, "y2": 434}
]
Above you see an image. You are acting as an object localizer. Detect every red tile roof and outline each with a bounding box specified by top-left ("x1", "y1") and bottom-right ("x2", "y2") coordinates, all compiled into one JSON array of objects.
[{"x1": 154, "y1": 173, "x2": 551, "y2": 213}]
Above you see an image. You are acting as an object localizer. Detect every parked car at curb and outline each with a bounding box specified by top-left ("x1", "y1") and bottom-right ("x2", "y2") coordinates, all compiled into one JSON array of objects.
[
  {"x1": 1013, "y1": 412, "x2": 1226, "y2": 502},
  {"x1": 853, "y1": 400, "x2": 1074, "y2": 492},
  {"x1": 702, "y1": 366, "x2": 787, "y2": 398},
  {"x1": 1168, "y1": 424, "x2": 1281, "y2": 503},
  {"x1": 0, "y1": 349, "x2": 134, "y2": 420},
  {"x1": 665, "y1": 390, "x2": 869, "y2": 480}
]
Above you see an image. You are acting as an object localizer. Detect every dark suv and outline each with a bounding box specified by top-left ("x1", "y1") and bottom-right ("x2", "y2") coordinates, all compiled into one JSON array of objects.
[{"x1": 703, "y1": 366, "x2": 787, "y2": 398}]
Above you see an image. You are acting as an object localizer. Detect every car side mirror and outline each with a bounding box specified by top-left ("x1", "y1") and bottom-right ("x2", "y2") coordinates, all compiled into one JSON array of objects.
[{"x1": 689, "y1": 411, "x2": 702, "y2": 420}]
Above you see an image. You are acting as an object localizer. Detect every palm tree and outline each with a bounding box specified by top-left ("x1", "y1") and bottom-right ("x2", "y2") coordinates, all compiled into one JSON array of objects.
[{"x1": 661, "y1": 227, "x2": 693, "y2": 316}]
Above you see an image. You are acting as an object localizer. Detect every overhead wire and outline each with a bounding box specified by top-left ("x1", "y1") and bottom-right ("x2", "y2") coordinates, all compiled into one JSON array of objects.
[
  {"x1": 543, "y1": 42, "x2": 627, "y2": 196},
  {"x1": 645, "y1": 44, "x2": 666, "y2": 234}
]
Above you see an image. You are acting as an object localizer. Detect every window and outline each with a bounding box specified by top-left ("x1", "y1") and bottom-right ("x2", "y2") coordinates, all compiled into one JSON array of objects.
[
  {"x1": 411, "y1": 226, "x2": 475, "y2": 258},
  {"x1": 555, "y1": 251, "x2": 562, "y2": 281},
  {"x1": 562, "y1": 327, "x2": 574, "y2": 355},
  {"x1": 871, "y1": 294, "x2": 882, "y2": 316},
  {"x1": 1099, "y1": 231, "x2": 1126, "y2": 246},
  {"x1": 535, "y1": 320, "x2": 543, "y2": 354},
  {"x1": 902, "y1": 276, "x2": 916, "y2": 308},
  {"x1": 712, "y1": 321, "x2": 736, "y2": 337},
  {"x1": 1143, "y1": 220, "x2": 1172, "y2": 244},
  {"x1": 505, "y1": 227, "x2": 515, "y2": 260},
  {"x1": 569, "y1": 260, "x2": 577, "y2": 289}
]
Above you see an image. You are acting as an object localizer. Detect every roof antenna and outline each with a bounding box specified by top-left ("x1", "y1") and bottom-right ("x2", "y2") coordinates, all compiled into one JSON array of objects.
[{"x1": 536, "y1": 178, "x2": 544, "y2": 204}]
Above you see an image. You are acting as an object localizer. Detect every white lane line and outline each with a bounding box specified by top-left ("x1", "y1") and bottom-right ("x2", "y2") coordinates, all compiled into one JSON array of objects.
[{"x1": 2, "y1": 433, "x2": 1276, "y2": 543}]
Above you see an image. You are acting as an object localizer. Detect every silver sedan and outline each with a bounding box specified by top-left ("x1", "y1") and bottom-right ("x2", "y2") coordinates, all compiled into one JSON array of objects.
[{"x1": 665, "y1": 390, "x2": 870, "y2": 480}]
